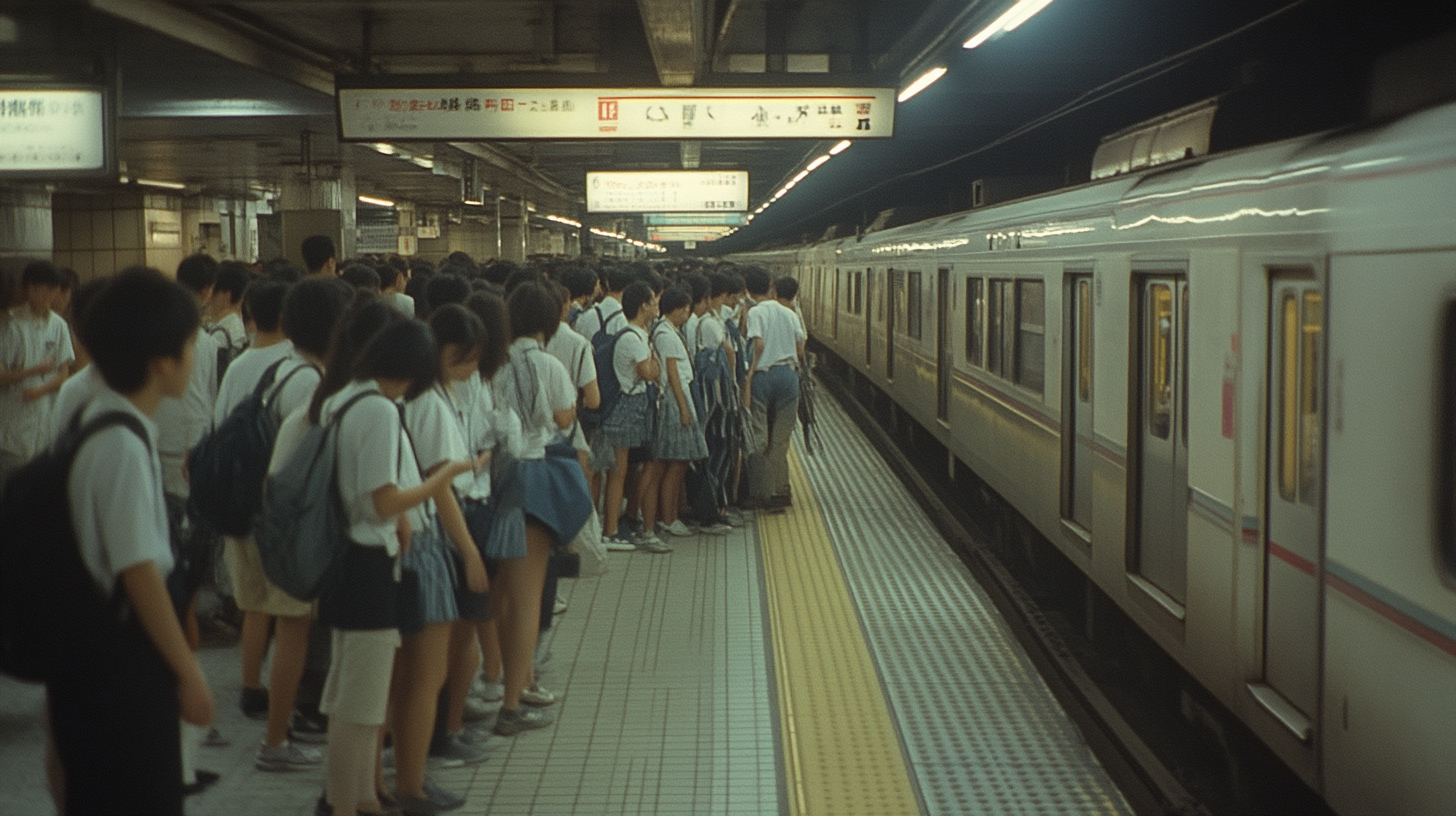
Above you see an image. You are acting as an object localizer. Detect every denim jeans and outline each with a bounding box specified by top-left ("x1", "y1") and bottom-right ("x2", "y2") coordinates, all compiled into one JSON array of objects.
[{"x1": 747, "y1": 365, "x2": 799, "y2": 501}]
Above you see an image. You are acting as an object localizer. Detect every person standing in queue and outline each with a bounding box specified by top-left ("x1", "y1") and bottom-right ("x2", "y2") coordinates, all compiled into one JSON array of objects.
[{"x1": 743, "y1": 273, "x2": 805, "y2": 509}]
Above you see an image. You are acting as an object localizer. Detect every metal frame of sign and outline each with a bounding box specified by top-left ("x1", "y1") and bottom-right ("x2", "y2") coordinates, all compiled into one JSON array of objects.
[
  {"x1": 337, "y1": 86, "x2": 895, "y2": 141},
  {"x1": 0, "y1": 82, "x2": 114, "y2": 178}
]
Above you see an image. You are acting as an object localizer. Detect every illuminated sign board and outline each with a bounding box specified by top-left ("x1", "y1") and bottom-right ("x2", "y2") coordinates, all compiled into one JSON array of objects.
[
  {"x1": 649, "y1": 227, "x2": 736, "y2": 243},
  {"x1": 587, "y1": 171, "x2": 748, "y2": 214},
  {"x1": 0, "y1": 88, "x2": 107, "y2": 173},
  {"x1": 643, "y1": 213, "x2": 748, "y2": 226},
  {"x1": 338, "y1": 87, "x2": 894, "y2": 140}
]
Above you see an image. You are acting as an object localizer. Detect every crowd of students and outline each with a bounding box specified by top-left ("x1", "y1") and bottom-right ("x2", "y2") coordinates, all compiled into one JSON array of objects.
[{"x1": 0, "y1": 236, "x2": 807, "y2": 816}]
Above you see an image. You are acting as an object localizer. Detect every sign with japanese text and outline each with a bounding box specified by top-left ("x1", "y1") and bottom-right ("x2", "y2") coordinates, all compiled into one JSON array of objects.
[
  {"x1": 586, "y1": 171, "x2": 748, "y2": 213},
  {"x1": 0, "y1": 88, "x2": 106, "y2": 173},
  {"x1": 644, "y1": 212, "x2": 749, "y2": 226},
  {"x1": 338, "y1": 87, "x2": 895, "y2": 140}
]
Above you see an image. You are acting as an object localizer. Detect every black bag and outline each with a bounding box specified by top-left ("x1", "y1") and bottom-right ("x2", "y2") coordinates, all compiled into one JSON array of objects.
[
  {"x1": 0, "y1": 411, "x2": 146, "y2": 682},
  {"x1": 317, "y1": 541, "x2": 400, "y2": 631}
]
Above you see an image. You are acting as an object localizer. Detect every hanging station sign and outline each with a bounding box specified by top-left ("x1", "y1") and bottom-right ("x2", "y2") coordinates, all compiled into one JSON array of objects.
[
  {"x1": 338, "y1": 87, "x2": 895, "y2": 141},
  {"x1": 0, "y1": 87, "x2": 108, "y2": 174},
  {"x1": 643, "y1": 212, "x2": 749, "y2": 226},
  {"x1": 586, "y1": 171, "x2": 748, "y2": 214}
]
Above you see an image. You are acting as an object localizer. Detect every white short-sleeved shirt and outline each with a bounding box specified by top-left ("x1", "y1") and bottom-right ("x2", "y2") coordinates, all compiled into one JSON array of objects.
[
  {"x1": 652, "y1": 321, "x2": 693, "y2": 391},
  {"x1": 613, "y1": 325, "x2": 652, "y2": 397},
  {"x1": 491, "y1": 338, "x2": 575, "y2": 460},
  {"x1": 155, "y1": 327, "x2": 218, "y2": 496},
  {"x1": 322, "y1": 380, "x2": 420, "y2": 553},
  {"x1": 271, "y1": 354, "x2": 322, "y2": 421},
  {"x1": 68, "y1": 386, "x2": 173, "y2": 596},
  {"x1": 0, "y1": 307, "x2": 76, "y2": 459},
  {"x1": 209, "y1": 312, "x2": 248, "y2": 352},
  {"x1": 392, "y1": 292, "x2": 416, "y2": 318},
  {"x1": 573, "y1": 296, "x2": 625, "y2": 342},
  {"x1": 214, "y1": 340, "x2": 293, "y2": 425},
  {"x1": 49, "y1": 364, "x2": 106, "y2": 442},
  {"x1": 695, "y1": 313, "x2": 726, "y2": 359},
  {"x1": 462, "y1": 372, "x2": 520, "y2": 499},
  {"x1": 404, "y1": 384, "x2": 473, "y2": 495},
  {"x1": 546, "y1": 321, "x2": 597, "y2": 390},
  {"x1": 683, "y1": 313, "x2": 701, "y2": 356},
  {"x1": 747, "y1": 300, "x2": 805, "y2": 372}
]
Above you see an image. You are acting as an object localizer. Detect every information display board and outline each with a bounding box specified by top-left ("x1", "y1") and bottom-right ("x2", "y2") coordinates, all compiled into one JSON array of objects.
[
  {"x1": 338, "y1": 87, "x2": 894, "y2": 140},
  {"x1": 0, "y1": 88, "x2": 107, "y2": 173},
  {"x1": 644, "y1": 213, "x2": 749, "y2": 226},
  {"x1": 649, "y1": 226, "x2": 736, "y2": 243},
  {"x1": 587, "y1": 171, "x2": 748, "y2": 214}
]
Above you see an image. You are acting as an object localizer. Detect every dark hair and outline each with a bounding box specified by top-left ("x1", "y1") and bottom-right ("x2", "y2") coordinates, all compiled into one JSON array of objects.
[
  {"x1": 341, "y1": 263, "x2": 382, "y2": 291},
  {"x1": 645, "y1": 273, "x2": 668, "y2": 295},
  {"x1": 57, "y1": 267, "x2": 78, "y2": 292},
  {"x1": 622, "y1": 281, "x2": 655, "y2": 321},
  {"x1": 309, "y1": 295, "x2": 400, "y2": 422},
  {"x1": 282, "y1": 277, "x2": 354, "y2": 358},
  {"x1": 213, "y1": 261, "x2": 250, "y2": 303},
  {"x1": 355, "y1": 319, "x2": 438, "y2": 402},
  {"x1": 659, "y1": 286, "x2": 691, "y2": 316},
  {"x1": 242, "y1": 280, "x2": 289, "y2": 333},
  {"x1": 69, "y1": 278, "x2": 110, "y2": 351},
  {"x1": 263, "y1": 258, "x2": 304, "y2": 283},
  {"x1": 560, "y1": 265, "x2": 597, "y2": 300},
  {"x1": 481, "y1": 260, "x2": 518, "y2": 286},
  {"x1": 506, "y1": 282, "x2": 561, "y2": 342},
  {"x1": 743, "y1": 266, "x2": 771, "y2": 296},
  {"x1": 774, "y1": 275, "x2": 800, "y2": 300},
  {"x1": 605, "y1": 266, "x2": 636, "y2": 293},
  {"x1": 300, "y1": 235, "x2": 336, "y2": 272},
  {"x1": 727, "y1": 273, "x2": 747, "y2": 295},
  {"x1": 502, "y1": 268, "x2": 543, "y2": 296},
  {"x1": 425, "y1": 273, "x2": 471, "y2": 314},
  {"x1": 176, "y1": 254, "x2": 220, "y2": 294},
  {"x1": 83, "y1": 267, "x2": 201, "y2": 394},
  {"x1": 708, "y1": 272, "x2": 735, "y2": 298},
  {"x1": 429, "y1": 303, "x2": 487, "y2": 374},
  {"x1": 377, "y1": 264, "x2": 402, "y2": 290},
  {"x1": 685, "y1": 273, "x2": 710, "y2": 306},
  {"x1": 21, "y1": 260, "x2": 62, "y2": 289},
  {"x1": 464, "y1": 292, "x2": 510, "y2": 379}
]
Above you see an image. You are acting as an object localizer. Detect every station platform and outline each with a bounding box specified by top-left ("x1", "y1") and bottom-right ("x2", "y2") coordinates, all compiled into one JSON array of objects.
[{"x1": 0, "y1": 384, "x2": 1130, "y2": 816}]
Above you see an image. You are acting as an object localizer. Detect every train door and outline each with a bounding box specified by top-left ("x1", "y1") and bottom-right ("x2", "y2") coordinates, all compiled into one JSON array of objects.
[
  {"x1": 1063, "y1": 272, "x2": 1094, "y2": 533},
  {"x1": 865, "y1": 269, "x2": 873, "y2": 367},
  {"x1": 1133, "y1": 275, "x2": 1189, "y2": 606},
  {"x1": 886, "y1": 269, "x2": 899, "y2": 380},
  {"x1": 832, "y1": 268, "x2": 840, "y2": 340},
  {"x1": 1259, "y1": 271, "x2": 1323, "y2": 737},
  {"x1": 937, "y1": 268, "x2": 952, "y2": 421}
]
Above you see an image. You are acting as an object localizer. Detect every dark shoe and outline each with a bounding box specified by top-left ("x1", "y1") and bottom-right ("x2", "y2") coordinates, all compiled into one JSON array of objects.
[
  {"x1": 395, "y1": 792, "x2": 441, "y2": 816},
  {"x1": 240, "y1": 686, "x2": 269, "y2": 720},
  {"x1": 291, "y1": 710, "x2": 328, "y2": 744},
  {"x1": 182, "y1": 769, "x2": 220, "y2": 796},
  {"x1": 493, "y1": 705, "x2": 555, "y2": 736},
  {"x1": 422, "y1": 777, "x2": 466, "y2": 812}
]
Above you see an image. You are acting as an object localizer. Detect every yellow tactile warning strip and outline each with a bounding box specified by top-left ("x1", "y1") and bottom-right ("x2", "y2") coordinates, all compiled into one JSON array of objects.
[{"x1": 757, "y1": 447, "x2": 923, "y2": 816}]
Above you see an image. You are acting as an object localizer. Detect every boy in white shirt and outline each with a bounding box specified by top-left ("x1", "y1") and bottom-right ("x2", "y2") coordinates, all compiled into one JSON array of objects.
[
  {"x1": 0, "y1": 261, "x2": 74, "y2": 490},
  {"x1": 744, "y1": 273, "x2": 806, "y2": 508},
  {"x1": 573, "y1": 266, "x2": 634, "y2": 343},
  {"x1": 155, "y1": 255, "x2": 220, "y2": 500},
  {"x1": 206, "y1": 261, "x2": 250, "y2": 358}
]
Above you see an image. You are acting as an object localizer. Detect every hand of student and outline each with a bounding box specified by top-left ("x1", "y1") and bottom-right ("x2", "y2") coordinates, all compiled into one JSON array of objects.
[
  {"x1": 473, "y1": 450, "x2": 492, "y2": 471},
  {"x1": 29, "y1": 358, "x2": 56, "y2": 377},
  {"x1": 680, "y1": 406, "x2": 691, "y2": 427},
  {"x1": 21, "y1": 386, "x2": 44, "y2": 403},
  {"x1": 178, "y1": 669, "x2": 215, "y2": 727},
  {"x1": 463, "y1": 550, "x2": 489, "y2": 593},
  {"x1": 397, "y1": 516, "x2": 413, "y2": 555},
  {"x1": 442, "y1": 459, "x2": 477, "y2": 481}
]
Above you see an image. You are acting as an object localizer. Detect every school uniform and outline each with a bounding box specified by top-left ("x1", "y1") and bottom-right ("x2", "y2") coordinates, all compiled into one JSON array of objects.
[
  {"x1": 459, "y1": 372, "x2": 526, "y2": 562},
  {"x1": 746, "y1": 300, "x2": 805, "y2": 502},
  {"x1": 573, "y1": 295, "x2": 626, "y2": 342},
  {"x1": 683, "y1": 312, "x2": 702, "y2": 356},
  {"x1": 592, "y1": 324, "x2": 651, "y2": 472},
  {"x1": 0, "y1": 306, "x2": 75, "y2": 482},
  {"x1": 402, "y1": 385, "x2": 474, "y2": 630},
  {"x1": 208, "y1": 311, "x2": 248, "y2": 354},
  {"x1": 652, "y1": 321, "x2": 708, "y2": 462},
  {"x1": 48, "y1": 363, "x2": 106, "y2": 442},
  {"x1": 154, "y1": 327, "x2": 218, "y2": 498},
  {"x1": 392, "y1": 291, "x2": 416, "y2": 318},
  {"x1": 546, "y1": 320, "x2": 597, "y2": 454},
  {"x1": 213, "y1": 340, "x2": 293, "y2": 425},
  {"x1": 52, "y1": 385, "x2": 183, "y2": 815}
]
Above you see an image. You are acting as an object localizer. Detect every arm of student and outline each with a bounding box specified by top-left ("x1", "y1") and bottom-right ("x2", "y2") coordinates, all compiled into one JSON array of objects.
[
  {"x1": 434, "y1": 487, "x2": 488, "y2": 592},
  {"x1": 396, "y1": 515, "x2": 412, "y2": 555},
  {"x1": 371, "y1": 456, "x2": 479, "y2": 519},
  {"x1": 120, "y1": 562, "x2": 214, "y2": 726},
  {"x1": 796, "y1": 339, "x2": 807, "y2": 366},
  {"x1": 23, "y1": 362, "x2": 70, "y2": 403},
  {"x1": 553, "y1": 406, "x2": 576, "y2": 430},
  {"x1": 637, "y1": 354, "x2": 661, "y2": 383},
  {"x1": 0, "y1": 359, "x2": 55, "y2": 388},
  {"x1": 581, "y1": 380, "x2": 601, "y2": 411},
  {"x1": 745, "y1": 338, "x2": 766, "y2": 403},
  {"x1": 667, "y1": 358, "x2": 690, "y2": 425}
]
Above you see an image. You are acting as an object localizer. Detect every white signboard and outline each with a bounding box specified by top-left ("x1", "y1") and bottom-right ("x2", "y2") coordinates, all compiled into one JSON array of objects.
[
  {"x1": 587, "y1": 171, "x2": 748, "y2": 213},
  {"x1": 0, "y1": 88, "x2": 106, "y2": 173},
  {"x1": 649, "y1": 227, "x2": 735, "y2": 243},
  {"x1": 338, "y1": 87, "x2": 894, "y2": 140}
]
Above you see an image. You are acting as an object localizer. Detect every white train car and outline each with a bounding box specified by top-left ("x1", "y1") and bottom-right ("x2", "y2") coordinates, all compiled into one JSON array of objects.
[{"x1": 732, "y1": 97, "x2": 1456, "y2": 815}]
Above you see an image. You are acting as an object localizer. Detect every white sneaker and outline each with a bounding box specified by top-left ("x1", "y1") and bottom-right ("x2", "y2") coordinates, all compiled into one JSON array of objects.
[
  {"x1": 603, "y1": 534, "x2": 637, "y2": 552},
  {"x1": 635, "y1": 533, "x2": 673, "y2": 554},
  {"x1": 553, "y1": 596, "x2": 567, "y2": 614},
  {"x1": 660, "y1": 520, "x2": 693, "y2": 537},
  {"x1": 476, "y1": 677, "x2": 504, "y2": 703},
  {"x1": 255, "y1": 740, "x2": 322, "y2": 772},
  {"x1": 521, "y1": 683, "x2": 558, "y2": 707},
  {"x1": 699, "y1": 522, "x2": 732, "y2": 535}
]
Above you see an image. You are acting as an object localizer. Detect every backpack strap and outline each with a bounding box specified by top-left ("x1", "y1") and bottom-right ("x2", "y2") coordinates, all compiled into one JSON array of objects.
[
  {"x1": 263, "y1": 359, "x2": 321, "y2": 414},
  {"x1": 249, "y1": 358, "x2": 288, "y2": 402},
  {"x1": 67, "y1": 410, "x2": 150, "y2": 457}
]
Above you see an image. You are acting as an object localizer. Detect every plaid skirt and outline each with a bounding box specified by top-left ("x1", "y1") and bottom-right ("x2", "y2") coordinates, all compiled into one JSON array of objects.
[
  {"x1": 653, "y1": 395, "x2": 708, "y2": 462},
  {"x1": 592, "y1": 391, "x2": 650, "y2": 471},
  {"x1": 398, "y1": 519, "x2": 459, "y2": 636}
]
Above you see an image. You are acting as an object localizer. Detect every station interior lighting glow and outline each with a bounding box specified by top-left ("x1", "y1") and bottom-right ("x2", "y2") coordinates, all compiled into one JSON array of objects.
[
  {"x1": 134, "y1": 178, "x2": 186, "y2": 189},
  {"x1": 806, "y1": 155, "x2": 831, "y2": 171},
  {"x1": 830, "y1": 140, "x2": 852, "y2": 155},
  {"x1": 545, "y1": 214, "x2": 582, "y2": 228},
  {"x1": 357, "y1": 194, "x2": 395, "y2": 207},
  {"x1": 411, "y1": 156, "x2": 434, "y2": 169},
  {"x1": 791, "y1": 170, "x2": 810, "y2": 183},
  {"x1": 964, "y1": 0, "x2": 1055, "y2": 49},
  {"x1": 371, "y1": 143, "x2": 396, "y2": 155},
  {"x1": 897, "y1": 67, "x2": 947, "y2": 102}
]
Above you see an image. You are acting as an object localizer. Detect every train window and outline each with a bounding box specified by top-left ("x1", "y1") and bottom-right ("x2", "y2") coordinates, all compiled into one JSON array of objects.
[
  {"x1": 966, "y1": 277, "x2": 984, "y2": 367},
  {"x1": 1277, "y1": 291, "x2": 1298, "y2": 501},
  {"x1": 855, "y1": 272, "x2": 864, "y2": 314},
  {"x1": 1299, "y1": 290, "x2": 1322, "y2": 504},
  {"x1": 1015, "y1": 280, "x2": 1045, "y2": 393},
  {"x1": 907, "y1": 271, "x2": 923, "y2": 340},
  {"x1": 1078, "y1": 279, "x2": 1092, "y2": 400},
  {"x1": 988, "y1": 279, "x2": 1009, "y2": 378},
  {"x1": 1149, "y1": 283, "x2": 1174, "y2": 439},
  {"x1": 1440, "y1": 302, "x2": 1456, "y2": 576}
]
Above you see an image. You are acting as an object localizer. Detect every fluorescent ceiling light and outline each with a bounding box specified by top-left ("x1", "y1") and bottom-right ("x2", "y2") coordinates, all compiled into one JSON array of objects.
[
  {"x1": 411, "y1": 157, "x2": 434, "y2": 169},
  {"x1": 898, "y1": 67, "x2": 947, "y2": 102},
  {"x1": 830, "y1": 140, "x2": 852, "y2": 155},
  {"x1": 806, "y1": 155, "x2": 831, "y2": 171},
  {"x1": 964, "y1": 0, "x2": 1055, "y2": 49},
  {"x1": 357, "y1": 195, "x2": 395, "y2": 207},
  {"x1": 546, "y1": 215, "x2": 582, "y2": 228},
  {"x1": 792, "y1": 170, "x2": 810, "y2": 183},
  {"x1": 135, "y1": 178, "x2": 186, "y2": 190},
  {"x1": 372, "y1": 143, "x2": 396, "y2": 155}
]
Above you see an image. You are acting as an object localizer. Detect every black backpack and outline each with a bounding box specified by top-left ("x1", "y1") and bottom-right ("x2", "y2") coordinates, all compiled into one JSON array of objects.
[
  {"x1": 0, "y1": 411, "x2": 147, "y2": 682},
  {"x1": 578, "y1": 326, "x2": 632, "y2": 433},
  {"x1": 188, "y1": 359, "x2": 316, "y2": 537},
  {"x1": 210, "y1": 324, "x2": 247, "y2": 388}
]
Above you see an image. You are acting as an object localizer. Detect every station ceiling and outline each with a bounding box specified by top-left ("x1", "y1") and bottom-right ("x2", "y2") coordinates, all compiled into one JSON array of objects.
[{"x1": 6, "y1": 0, "x2": 1456, "y2": 252}]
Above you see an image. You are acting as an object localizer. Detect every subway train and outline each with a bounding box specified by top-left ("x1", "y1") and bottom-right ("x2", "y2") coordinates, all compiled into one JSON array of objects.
[{"x1": 730, "y1": 94, "x2": 1456, "y2": 815}]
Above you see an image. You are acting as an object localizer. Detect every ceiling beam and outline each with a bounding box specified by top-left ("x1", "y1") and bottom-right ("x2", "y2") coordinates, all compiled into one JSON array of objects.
[
  {"x1": 635, "y1": 0, "x2": 704, "y2": 86},
  {"x1": 449, "y1": 142, "x2": 583, "y2": 206}
]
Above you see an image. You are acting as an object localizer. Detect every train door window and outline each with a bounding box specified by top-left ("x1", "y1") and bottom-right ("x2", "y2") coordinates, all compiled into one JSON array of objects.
[
  {"x1": 937, "y1": 268, "x2": 952, "y2": 421},
  {"x1": 887, "y1": 269, "x2": 899, "y2": 379},
  {"x1": 1441, "y1": 302, "x2": 1456, "y2": 576},
  {"x1": 1016, "y1": 280, "x2": 1045, "y2": 393},
  {"x1": 987, "y1": 279, "x2": 1010, "y2": 378},
  {"x1": 1063, "y1": 273, "x2": 1094, "y2": 532},
  {"x1": 864, "y1": 269, "x2": 873, "y2": 367},
  {"x1": 1133, "y1": 274, "x2": 1189, "y2": 608},
  {"x1": 965, "y1": 277, "x2": 984, "y2": 367},
  {"x1": 907, "y1": 271, "x2": 923, "y2": 340},
  {"x1": 832, "y1": 269, "x2": 840, "y2": 339}
]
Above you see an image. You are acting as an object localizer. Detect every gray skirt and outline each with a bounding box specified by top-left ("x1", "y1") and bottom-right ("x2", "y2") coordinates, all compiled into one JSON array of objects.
[
  {"x1": 399, "y1": 518, "x2": 459, "y2": 636},
  {"x1": 601, "y1": 391, "x2": 651, "y2": 451},
  {"x1": 654, "y1": 395, "x2": 708, "y2": 462}
]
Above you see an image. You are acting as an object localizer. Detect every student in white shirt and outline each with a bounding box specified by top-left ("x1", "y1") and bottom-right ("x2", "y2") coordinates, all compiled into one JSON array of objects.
[
  {"x1": 641, "y1": 288, "x2": 707, "y2": 542},
  {"x1": 50, "y1": 268, "x2": 214, "y2": 816},
  {"x1": 545, "y1": 280, "x2": 600, "y2": 476},
  {"x1": 559, "y1": 264, "x2": 600, "y2": 332},
  {"x1": 307, "y1": 317, "x2": 477, "y2": 816},
  {"x1": 380, "y1": 263, "x2": 415, "y2": 317},
  {"x1": 744, "y1": 273, "x2": 807, "y2": 506},
  {"x1": 155, "y1": 255, "x2": 219, "y2": 500},
  {"x1": 598, "y1": 282, "x2": 661, "y2": 548},
  {"x1": 572, "y1": 265, "x2": 634, "y2": 343},
  {"x1": 0, "y1": 261, "x2": 74, "y2": 489},
  {"x1": 206, "y1": 261, "x2": 250, "y2": 358}
]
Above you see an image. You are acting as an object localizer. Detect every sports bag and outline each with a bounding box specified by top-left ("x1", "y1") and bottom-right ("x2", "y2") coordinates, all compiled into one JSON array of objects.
[
  {"x1": 253, "y1": 390, "x2": 381, "y2": 602},
  {"x1": 0, "y1": 411, "x2": 146, "y2": 682}
]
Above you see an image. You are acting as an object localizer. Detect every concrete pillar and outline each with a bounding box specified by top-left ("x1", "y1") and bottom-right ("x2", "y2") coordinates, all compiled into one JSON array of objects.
[
  {"x1": 52, "y1": 190, "x2": 183, "y2": 281},
  {"x1": 277, "y1": 169, "x2": 355, "y2": 268},
  {"x1": 519, "y1": 197, "x2": 529, "y2": 261},
  {"x1": 493, "y1": 194, "x2": 503, "y2": 262}
]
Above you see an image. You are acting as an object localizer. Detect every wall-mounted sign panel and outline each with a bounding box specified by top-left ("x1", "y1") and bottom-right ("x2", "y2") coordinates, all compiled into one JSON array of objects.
[
  {"x1": 0, "y1": 88, "x2": 107, "y2": 173},
  {"x1": 648, "y1": 226, "x2": 736, "y2": 243},
  {"x1": 338, "y1": 87, "x2": 894, "y2": 140},
  {"x1": 587, "y1": 171, "x2": 748, "y2": 213},
  {"x1": 643, "y1": 212, "x2": 748, "y2": 226}
]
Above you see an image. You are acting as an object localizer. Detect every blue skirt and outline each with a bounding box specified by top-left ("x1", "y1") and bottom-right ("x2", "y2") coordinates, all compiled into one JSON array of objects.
[
  {"x1": 467, "y1": 477, "x2": 528, "y2": 562},
  {"x1": 519, "y1": 453, "x2": 593, "y2": 547},
  {"x1": 399, "y1": 519, "x2": 459, "y2": 637}
]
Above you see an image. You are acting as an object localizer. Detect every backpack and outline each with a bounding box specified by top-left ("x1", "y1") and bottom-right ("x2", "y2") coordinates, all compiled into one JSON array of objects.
[
  {"x1": 187, "y1": 359, "x2": 317, "y2": 537},
  {"x1": 578, "y1": 326, "x2": 632, "y2": 433},
  {"x1": 210, "y1": 324, "x2": 247, "y2": 387},
  {"x1": 0, "y1": 411, "x2": 147, "y2": 682},
  {"x1": 253, "y1": 390, "x2": 382, "y2": 602}
]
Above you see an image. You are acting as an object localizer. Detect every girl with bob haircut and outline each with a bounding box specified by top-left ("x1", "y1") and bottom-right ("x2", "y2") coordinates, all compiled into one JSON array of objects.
[
  {"x1": 308, "y1": 316, "x2": 482, "y2": 816},
  {"x1": 487, "y1": 282, "x2": 592, "y2": 736},
  {"x1": 639, "y1": 287, "x2": 707, "y2": 544},
  {"x1": 598, "y1": 281, "x2": 661, "y2": 548}
]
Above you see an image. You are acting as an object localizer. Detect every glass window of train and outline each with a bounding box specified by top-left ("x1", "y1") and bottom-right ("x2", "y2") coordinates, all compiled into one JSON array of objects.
[
  {"x1": 1016, "y1": 280, "x2": 1045, "y2": 393},
  {"x1": 907, "y1": 271, "x2": 923, "y2": 340},
  {"x1": 1278, "y1": 291, "x2": 1298, "y2": 501},
  {"x1": 1440, "y1": 302, "x2": 1456, "y2": 576},
  {"x1": 1181, "y1": 284, "x2": 1190, "y2": 447},
  {"x1": 988, "y1": 279, "x2": 1008, "y2": 378},
  {"x1": 966, "y1": 277, "x2": 985, "y2": 367},
  {"x1": 1149, "y1": 283, "x2": 1174, "y2": 439},
  {"x1": 1078, "y1": 279, "x2": 1092, "y2": 401},
  {"x1": 1299, "y1": 290, "x2": 1322, "y2": 504}
]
